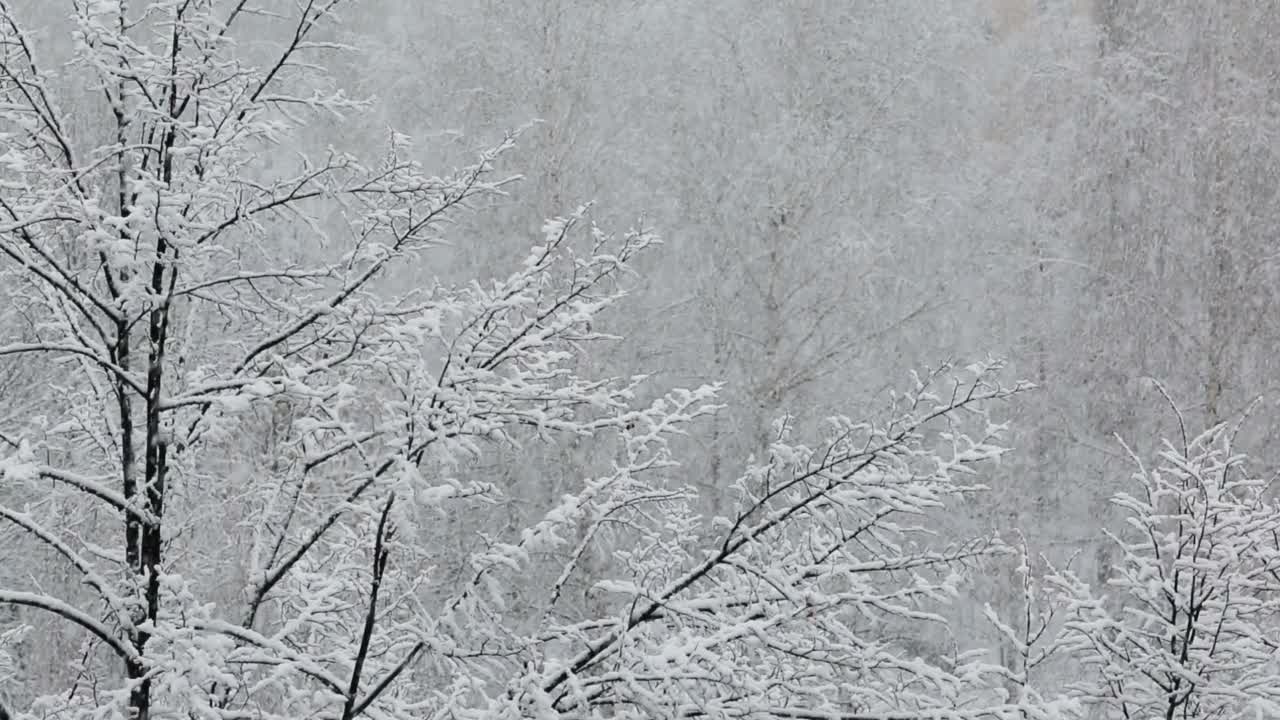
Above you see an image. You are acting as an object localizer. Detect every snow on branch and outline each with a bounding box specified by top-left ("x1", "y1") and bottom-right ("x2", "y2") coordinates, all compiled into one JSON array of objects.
[{"x1": 1048, "y1": 415, "x2": 1280, "y2": 719}]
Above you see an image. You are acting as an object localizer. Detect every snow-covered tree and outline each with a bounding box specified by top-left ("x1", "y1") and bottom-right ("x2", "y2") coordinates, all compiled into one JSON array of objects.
[
  {"x1": 1049, "y1": 403, "x2": 1280, "y2": 719},
  {"x1": 976, "y1": 537, "x2": 1076, "y2": 717},
  {"x1": 0, "y1": 2, "x2": 1059, "y2": 720}
]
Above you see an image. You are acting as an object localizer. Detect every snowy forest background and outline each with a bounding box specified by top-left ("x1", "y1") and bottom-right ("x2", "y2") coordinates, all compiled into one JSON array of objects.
[{"x1": 3, "y1": 1, "x2": 1280, "y2": 718}]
